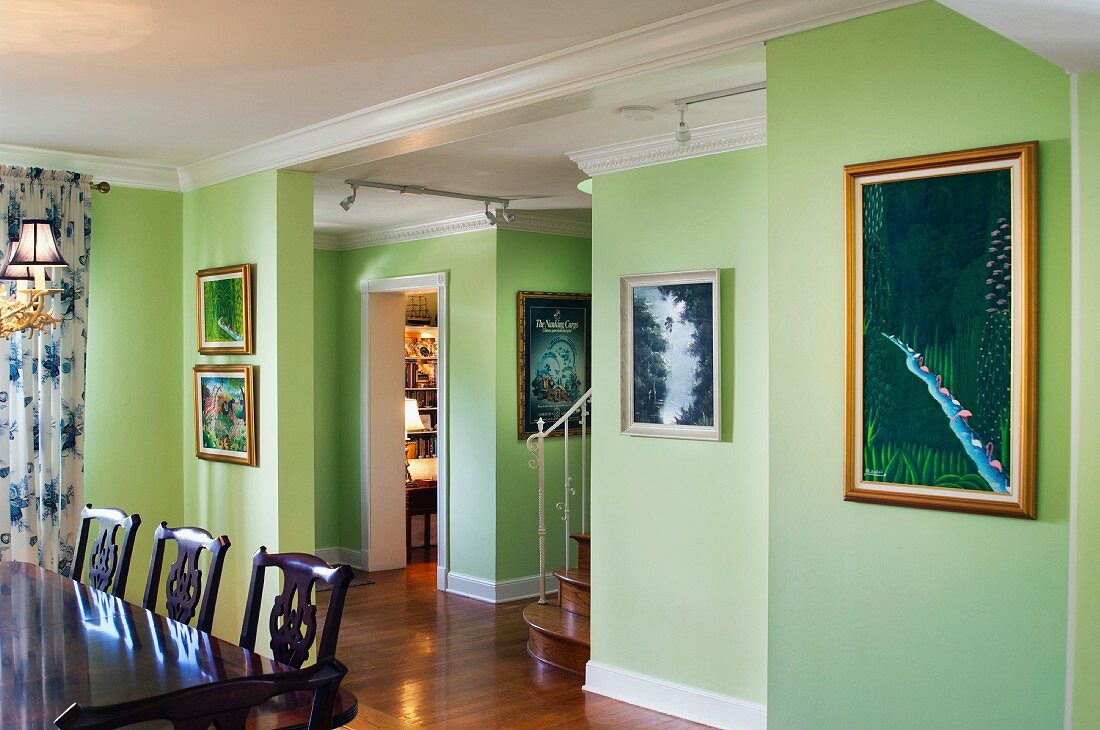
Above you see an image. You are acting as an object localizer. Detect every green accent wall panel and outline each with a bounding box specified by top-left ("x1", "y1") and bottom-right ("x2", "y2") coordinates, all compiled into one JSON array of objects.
[
  {"x1": 767, "y1": 4, "x2": 1070, "y2": 727},
  {"x1": 494, "y1": 229, "x2": 591, "y2": 581},
  {"x1": 314, "y1": 249, "x2": 342, "y2": 549},
  {"x1": 589, "y1": 147, "x2": 769, "y2": 703},
  {"x1": 86, "y1": 186, "x2": 184, "y2": 605},
  {"x1": 182, "y1": 170, "x2": 315, "y2": 641},
  {"x1": 1071, "y1": 69, "x2": 1100, "y2": 729}
]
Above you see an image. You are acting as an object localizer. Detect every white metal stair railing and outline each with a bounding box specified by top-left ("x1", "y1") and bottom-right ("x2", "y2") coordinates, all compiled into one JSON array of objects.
[{"x1": 525, "y1": 388, "x2": 592, "y2": 605}]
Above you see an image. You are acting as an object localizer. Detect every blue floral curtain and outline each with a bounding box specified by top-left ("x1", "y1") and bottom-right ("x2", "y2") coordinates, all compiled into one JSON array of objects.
[{"x1": 0, "y1": 166, "x2": 89, "y2": 576}]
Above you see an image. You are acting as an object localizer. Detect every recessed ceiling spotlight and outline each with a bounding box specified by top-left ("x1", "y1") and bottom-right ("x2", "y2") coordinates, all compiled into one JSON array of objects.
[{"x1": 619, "y1": 105, "x2": 656, "y2": 122}]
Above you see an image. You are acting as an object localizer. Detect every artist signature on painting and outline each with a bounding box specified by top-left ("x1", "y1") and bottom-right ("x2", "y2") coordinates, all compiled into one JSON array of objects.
[{"x1": 864, "y1": 469, "x2": 885, "y2": 478}]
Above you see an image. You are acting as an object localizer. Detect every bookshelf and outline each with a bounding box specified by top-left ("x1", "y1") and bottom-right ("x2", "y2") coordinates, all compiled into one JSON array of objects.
[{"x1": 405, "y1": 325, "x2": 438, "y2": 459}]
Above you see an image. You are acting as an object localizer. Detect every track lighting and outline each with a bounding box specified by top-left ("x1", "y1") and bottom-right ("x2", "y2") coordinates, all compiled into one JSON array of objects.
[
  {"x1": 339, "y1": 185, "x2": 358, "y2": 211},
  {"x1": 341, "y1": 179, "x2": 514, "y2": 221},
  {"x1": 675, "y1": 106, "x2": 691, "y2": 145},
  {"x1": 671, "y1": 81, "x2": 767, "y2": 146}
]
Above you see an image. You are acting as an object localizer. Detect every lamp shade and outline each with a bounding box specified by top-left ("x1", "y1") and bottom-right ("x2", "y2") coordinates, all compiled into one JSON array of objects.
[
  {"x1": 404, "y1": 398, "x2": 426, "y2": 435},
  {"x1": 10, "y1": 220, "x2": 68, "y2": 268},
  {"x1": 0, "y1": 262, "x2": 50, "y2": 282}
]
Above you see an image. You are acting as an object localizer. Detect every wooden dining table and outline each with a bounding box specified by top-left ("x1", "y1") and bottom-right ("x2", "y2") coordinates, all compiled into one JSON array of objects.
[{"x1": 0, "y1": 561, "x2": 357, "y2": 729}]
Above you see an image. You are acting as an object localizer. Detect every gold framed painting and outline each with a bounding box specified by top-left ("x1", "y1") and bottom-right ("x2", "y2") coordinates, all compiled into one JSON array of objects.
[
  {"x1": 844, "y1": 142, "x2": 1037, "y2": 518},
  {"x1": 196, "y1": 264, "x2": 253, "y2": 354},
  {"x1": 194, "y1": 364, "x2": 257, "y2": 466}
]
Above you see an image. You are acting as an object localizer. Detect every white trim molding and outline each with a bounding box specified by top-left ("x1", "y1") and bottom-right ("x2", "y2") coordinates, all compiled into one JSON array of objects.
[
  {"x1": 584, "y1": 662, "x2": 767, "y2": 730},
  {"x1": 320, "y1": 210, "x2": 591, "y2": 251},
  {"x1": 315, "y1": 547, "x2": 367, "y2": 570},
  {"x1": 568, "y1": 117, "x2": 767, "y2": 176},
  {"x1": 314, "y1": 233, "x2": 342, "y2": 250},
  {"x1": 445, "y1": 572, "x2": 560, "y2": 604},
  {"x1": 176, "y1": 0, "x2": 914, "y2": 190},
  {"x1": 0, "y1": 142, "x2": 181, "y2": 191}
]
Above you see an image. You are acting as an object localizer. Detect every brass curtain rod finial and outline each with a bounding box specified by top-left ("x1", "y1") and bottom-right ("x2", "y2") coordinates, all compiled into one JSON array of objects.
[{"x1": 90, "y1": 181, "x2": 111, "y2": 194}]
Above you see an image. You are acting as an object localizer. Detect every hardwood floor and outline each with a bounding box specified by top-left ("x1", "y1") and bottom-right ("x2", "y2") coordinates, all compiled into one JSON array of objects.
[{"x1": 321, "y1": 557, "x2": 704, "y2": 729}]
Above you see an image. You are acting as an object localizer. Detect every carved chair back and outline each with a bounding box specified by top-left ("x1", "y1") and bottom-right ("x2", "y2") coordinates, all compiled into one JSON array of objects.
[
  {"x1": 71, "y1": 504, "x2": 141, "y2": 598},
  {"x1": 54, "y1": 657, "x2": 347, "y2": 730},
  {"x1": 239, "y1": 548, "x2": 355, "y2": 668},
  {"x1": 142, "y1": 522, "x2": 231, "y2": 633}
]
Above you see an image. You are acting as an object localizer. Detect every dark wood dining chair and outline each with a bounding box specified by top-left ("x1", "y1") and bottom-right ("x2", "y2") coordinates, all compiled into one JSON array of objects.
[
  {"x1": 239, "y1": 547, "x2": 355, "y2": 669},
  {"x1": 142, "y1": 522, "x2": 231, "y2": 633},
  {"x1": 71, "y1": 504, "x2": 141, "y2": 598},
  {"x1": 54, "y1": 657, "x2": 347, "y2": 730}
]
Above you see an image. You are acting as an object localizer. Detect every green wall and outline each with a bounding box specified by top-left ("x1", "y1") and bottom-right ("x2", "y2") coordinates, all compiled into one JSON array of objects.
[
  {"x1": 314, "y1": 228, "x2": 592, "y2": 584},
  {"x1": 495, "y1": 229, "x2": 592, "y2": 581},
  {"x1": 314, "y1": 249, "x2": 342, "y2": 549},
  {"x1": 323, "y1": 229, "x2": 500, "y2": 579},
  {"x1": 86, "y1": 186, "x2": 184, "y2": 604},
  {"x1": 1071, "y1": 69, "x2": 1100, "y2": 729},
  {"x1": 589, "y1": 147, "x2": 769, "y2": 703},
  {"x1": 767, "y1": 4, "x2": 1070, "y2": 727},
  {"x1": 182, "y1": 169, "x2": 316, "y2": 640}
]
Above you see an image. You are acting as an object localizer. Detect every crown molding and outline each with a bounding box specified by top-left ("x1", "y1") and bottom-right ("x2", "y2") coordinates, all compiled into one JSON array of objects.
[
  {"x1": 0, "y1": 143, "x2": 181, "y2": 191},
  {"x1": 499, "y1": 210, "x2": 591, "y2": 239},
  {"x1": 178, "y1": 0, "x2": 917, "y2": 191},
  {"x1": 337, "y1": 214, "x2": 491, "y2": 249},
  {"x1": 313, "y1": 233, "x2": 342, "y2": 250},
  {"x1": 320, "y1": 210, "x2": 591, "y2": 250},
  {"x1": 567, "y1": 116, "x2": 767, "y2": 176}
]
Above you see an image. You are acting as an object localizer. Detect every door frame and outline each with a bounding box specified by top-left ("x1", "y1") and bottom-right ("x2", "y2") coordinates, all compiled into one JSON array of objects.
[{"x1": 360, "y1": 271, "x2": 448, "y2": 590}]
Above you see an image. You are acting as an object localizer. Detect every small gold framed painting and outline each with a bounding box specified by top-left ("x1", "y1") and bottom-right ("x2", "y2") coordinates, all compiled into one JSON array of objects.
[
  {"x1": 194, "y1": 364, "x2": 257, "y2": 466},
  {"x1": 196, "y1": 264, "x2": 253, "y2": 354}
]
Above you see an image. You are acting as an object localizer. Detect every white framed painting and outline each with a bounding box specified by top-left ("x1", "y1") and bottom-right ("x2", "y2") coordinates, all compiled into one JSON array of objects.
[{"x1": 620, "y1": 269, "x2": 720, "y2": 440}]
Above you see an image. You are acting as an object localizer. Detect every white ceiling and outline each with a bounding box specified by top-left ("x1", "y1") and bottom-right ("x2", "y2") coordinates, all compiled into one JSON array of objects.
[
  {"x1": 314, "y1": 47, "x2": 766, "y2": 235},
  {"x1": 941, "y1": 0, "x2": 1100, "y2": 72},
  {"x1": 0, "y1": 0, "x2": 721, "y2": 165}
]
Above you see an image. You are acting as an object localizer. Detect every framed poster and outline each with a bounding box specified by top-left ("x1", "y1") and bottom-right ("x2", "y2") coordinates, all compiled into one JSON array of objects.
[
  {"x1": 844, "y1": 142, "x2": 1037, "y2": 518},
  {"x1": 620, "y1": 269, "x2": 720, "y2": 441},
  {"x1": 196, "y1": 264, "x2": 253, "y2": 354},
  {"x1": 517, "y1": 291, "x2": 591, "y2": 438},
  {"x1": 194, "y1": 364, "x2": 257, "y2": 466}
]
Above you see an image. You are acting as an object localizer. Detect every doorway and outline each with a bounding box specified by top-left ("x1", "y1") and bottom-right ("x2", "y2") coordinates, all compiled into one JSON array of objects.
[{"x1": 361, "y1": 272, "x2": 448, "y2": 590}]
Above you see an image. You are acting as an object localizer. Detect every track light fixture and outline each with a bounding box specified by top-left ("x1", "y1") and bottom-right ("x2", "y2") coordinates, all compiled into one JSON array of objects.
[
  {"x1": 339, "y1": 184, "x2": 358, "y2": 211},
  {"x1": 675, "y1": 106, "x2": 691, "y2": 145},
  {"x1": 340, "y1": 179, "x2": 517, "y2": 225},
  {"x1": 671, "y1": 80, "x2": 767, "y2": 146}
]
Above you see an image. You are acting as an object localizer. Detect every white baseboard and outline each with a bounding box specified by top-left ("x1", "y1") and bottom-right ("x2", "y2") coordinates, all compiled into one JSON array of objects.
[
  {"x1": 584, "y1": 661, "x2": 767, "y2": 730},
  {"x1": 445, "y1": 571, "x2": 560, "y2": 604},
  {"x1": 315, "y1": 546, "x2": 367, "y2": 570}
]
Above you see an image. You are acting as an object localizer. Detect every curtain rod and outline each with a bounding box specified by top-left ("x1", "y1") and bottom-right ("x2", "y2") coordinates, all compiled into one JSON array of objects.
[{"x1": 90, "y1": 181, "x2": 111, "y2": 194}]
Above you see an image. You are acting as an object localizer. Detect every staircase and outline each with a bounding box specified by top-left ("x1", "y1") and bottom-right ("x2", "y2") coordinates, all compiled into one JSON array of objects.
[
  {"x1": 523, "y1": 532, "x2": 590, "y2": 674},
  {"x1": 521, "y1": 388, "x2": 592, "y2": 676}
]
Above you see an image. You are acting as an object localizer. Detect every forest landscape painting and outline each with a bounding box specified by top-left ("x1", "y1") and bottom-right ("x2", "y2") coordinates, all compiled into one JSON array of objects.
[
  {"x1": 845, "y1": 143, "x2": 1037, "y2": 517},
  {"x1": 621, "y1": 269, "x2": 720, "y2": 440},
  {"x1": 197, "y1": 264, "x2": 252, "y2": 354},
  {"x1": 194, "y1": 365, "x2": 256, "y2": 466}
]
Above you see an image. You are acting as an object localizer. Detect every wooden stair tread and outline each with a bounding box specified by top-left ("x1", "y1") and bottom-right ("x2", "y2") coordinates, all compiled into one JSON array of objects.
[
  {"x1": 552, "y1": 568, "x2": 590, "y2": 589},
  {"x1": 522, "y1": 603, "x2": 590, "y2": 647}
]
